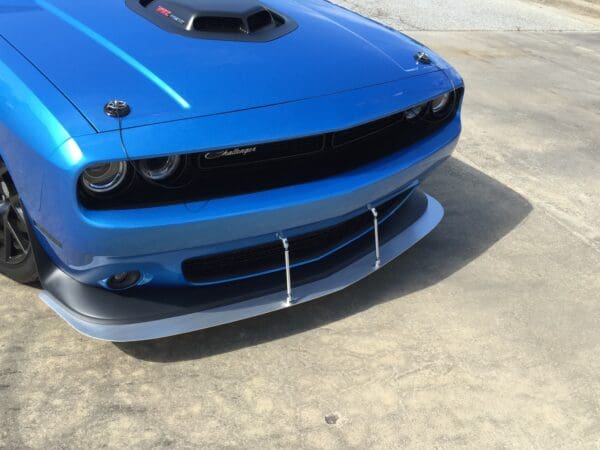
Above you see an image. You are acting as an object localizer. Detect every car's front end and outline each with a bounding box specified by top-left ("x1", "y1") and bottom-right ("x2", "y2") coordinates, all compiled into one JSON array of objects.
[{"x1": 0, "y1": 0, "x2": 463, "y2": 341}]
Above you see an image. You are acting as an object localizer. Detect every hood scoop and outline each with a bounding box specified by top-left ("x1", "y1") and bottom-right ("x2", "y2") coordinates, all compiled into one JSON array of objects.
[{"x1": 125, "y1": 0, "x2": 297, "y2": 41}]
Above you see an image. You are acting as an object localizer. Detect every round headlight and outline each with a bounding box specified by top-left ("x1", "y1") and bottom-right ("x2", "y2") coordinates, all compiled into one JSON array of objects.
[
  {"x1": 81, "y1": 162, "x2": 128, "y2": 194},
  {"x1": 137, "y1": 155, "x2": 182, "y2": 181},
  {"x1": 405, "y1": 104, "x2": 425, "y2": 120},
  {"x1": 431, "y1": 93, "x2": 451, "y2": 115}
]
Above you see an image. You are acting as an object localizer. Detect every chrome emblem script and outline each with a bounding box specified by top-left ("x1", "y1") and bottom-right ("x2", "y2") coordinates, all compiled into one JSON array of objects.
[{"x1": 205, "y1": 147, "x2": 257, "y2": 160}]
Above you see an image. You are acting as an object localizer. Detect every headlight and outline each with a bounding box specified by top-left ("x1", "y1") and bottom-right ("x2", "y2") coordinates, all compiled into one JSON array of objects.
[
  {"x1": 137, "y1": 155, "x2": 182, "y2": 181},
  {"x1": 431, "y1": 93, "x2": 451, "y2": 115},
  {"x1": 81, "y1": 162, "x2": 128, "y2": 194},
  {"x1": 405, "y1": 103, "x2": 426, "y2": 120}
]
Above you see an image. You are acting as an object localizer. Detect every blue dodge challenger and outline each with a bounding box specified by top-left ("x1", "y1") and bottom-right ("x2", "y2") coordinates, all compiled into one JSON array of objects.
[{"x1": 0, "y1": 0, "x2": 463, "y2": 341}]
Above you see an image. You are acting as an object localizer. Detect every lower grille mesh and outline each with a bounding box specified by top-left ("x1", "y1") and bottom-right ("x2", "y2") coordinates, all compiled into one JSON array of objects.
[{"x1": 182, "y1": 188, "x2": 414, "y2": 284}]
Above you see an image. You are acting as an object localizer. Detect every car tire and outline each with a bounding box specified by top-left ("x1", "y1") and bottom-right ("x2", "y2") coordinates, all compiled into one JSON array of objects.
[{"x1": 0, "y1": 160, "x2": 38, "y2": 284}]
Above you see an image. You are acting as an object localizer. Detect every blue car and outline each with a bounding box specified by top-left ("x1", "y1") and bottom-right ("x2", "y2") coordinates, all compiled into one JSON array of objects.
[{"x1": 0, "y1": 0, "x2": 463, "y2": 341}]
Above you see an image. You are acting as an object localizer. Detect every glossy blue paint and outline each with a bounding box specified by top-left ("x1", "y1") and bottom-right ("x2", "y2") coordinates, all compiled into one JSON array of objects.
[
  {"x1": 0, "y1": 37, "x2": 93, "y2": 216},
  {"x1": 121, "y1": 70, "x2": 455, "y2": 160},
  {"x1": 0, "y1": 0, "x2": 439, "y2": 131},
  {"x1": 35, "y1": 0, "x2": 191, "y2": 110},
  {"x1": 0, "y1": 0, "x2": 464, "y2": 338},
  {"x1": 36, "y1": 131, "x2": 459, "y2": 288}
]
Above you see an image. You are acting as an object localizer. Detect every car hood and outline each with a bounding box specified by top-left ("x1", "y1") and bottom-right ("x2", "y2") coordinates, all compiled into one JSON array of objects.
[{"x1": 0, "y1": 0, "x2": 438, "y2": 132}]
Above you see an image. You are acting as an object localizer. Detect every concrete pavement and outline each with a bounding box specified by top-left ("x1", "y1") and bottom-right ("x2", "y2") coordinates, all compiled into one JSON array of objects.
[{"x1": 334, "y1": 0, "x2": 599, "y2": 30}]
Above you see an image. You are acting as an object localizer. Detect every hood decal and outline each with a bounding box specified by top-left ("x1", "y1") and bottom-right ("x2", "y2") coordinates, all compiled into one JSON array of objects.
[{"x1": 35, "y1": 0, "x2": 191, "y2": 110}]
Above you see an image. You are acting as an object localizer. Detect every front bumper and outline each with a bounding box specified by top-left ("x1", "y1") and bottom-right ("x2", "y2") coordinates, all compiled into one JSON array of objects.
[
  {"x1": 32, "y1": 126, "x2": 459, "y2": 341},
  {"x1": 36, "y1": 190, "x2": 443, "y2": 342},
  {"x1": 34, "y1": 120, "x2": 459, "y2": 289},
  {"x1": 29, "y1": 70, "x2": 461, "y2": 285}
]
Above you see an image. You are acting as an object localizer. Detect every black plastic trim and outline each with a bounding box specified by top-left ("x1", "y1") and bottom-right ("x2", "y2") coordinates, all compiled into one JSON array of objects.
[
  {"x1": 125, "y1": 0, "x2": 298, "y2": 42},
  {"x1": 31, "y1": 190, "x2": 429, "y2": 326}
]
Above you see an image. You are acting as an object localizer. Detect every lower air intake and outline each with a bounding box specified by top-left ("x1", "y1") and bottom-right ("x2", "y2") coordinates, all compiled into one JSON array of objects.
[{"x1": 182, "y1": 188, "x2": 415, "y2": 285}]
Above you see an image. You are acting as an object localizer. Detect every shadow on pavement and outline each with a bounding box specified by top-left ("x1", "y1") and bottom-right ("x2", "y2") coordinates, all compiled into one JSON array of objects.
[{"x1": 115, "y1": 157, "x2": 532, "y2": 362}]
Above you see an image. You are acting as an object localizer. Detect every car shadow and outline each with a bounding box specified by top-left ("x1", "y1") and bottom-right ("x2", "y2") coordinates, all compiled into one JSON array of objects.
[{"x1": 114, "y1": 157, "x2": 532, "y2": 362}]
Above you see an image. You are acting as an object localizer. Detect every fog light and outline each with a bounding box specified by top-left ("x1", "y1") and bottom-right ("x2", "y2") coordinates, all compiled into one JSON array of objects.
[{"x1": 107, "y1": 271, "x2": 141, "y2": 290}]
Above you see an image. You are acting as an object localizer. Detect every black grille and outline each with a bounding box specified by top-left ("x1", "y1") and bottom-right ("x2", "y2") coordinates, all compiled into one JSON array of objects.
[
  {"x1": 81, "y1": 89, "x2": 462, "y2": 210},
  {"x1": 332, "y1": 110, "x2": 405, "y2": 148},
  {"x1": 182, "y1": 188, "x2": 414, "y2": 284},
  {"x1": 198, "y1": 135, "x2": 325, "y2": 170}
]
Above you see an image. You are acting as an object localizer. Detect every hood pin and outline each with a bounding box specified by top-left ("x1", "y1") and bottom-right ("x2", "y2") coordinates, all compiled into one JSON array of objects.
[
  {"x1": 104, "y1": 100, "x2": 131, "y2": 118},
  {"x1": 415, "y1": 52, "x2": 432, "y2": 65}
]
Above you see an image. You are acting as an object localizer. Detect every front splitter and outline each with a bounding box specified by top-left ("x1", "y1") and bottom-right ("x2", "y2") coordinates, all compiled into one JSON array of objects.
[{"x1": 37, "y1": 193, "x2": 443, "y2": 342}]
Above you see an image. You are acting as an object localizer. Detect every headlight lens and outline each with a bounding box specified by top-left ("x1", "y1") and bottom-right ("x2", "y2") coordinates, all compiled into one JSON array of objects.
[
  {"x1": 137, "y1": 155, "x2": 182, "y2": 181},
  {"x1": 405, "y1": 104, "x2": 425, "y2": 120},
  {"x1": 431, "y1": 93, "x2": 451, "y2": 115},
  {"x1": 81, "y1": 162, "x2": 128, "y2": 194}
]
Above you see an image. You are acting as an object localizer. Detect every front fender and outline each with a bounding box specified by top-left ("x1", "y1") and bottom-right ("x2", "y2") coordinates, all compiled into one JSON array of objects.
[{"x1": 0, "y1": 36, "x2": 93, "y2": 214}]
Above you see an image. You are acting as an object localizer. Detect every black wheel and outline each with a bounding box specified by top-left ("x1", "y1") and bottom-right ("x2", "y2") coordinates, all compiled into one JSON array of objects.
[{"x1": 0, "y1": 161, "x2": 38, "y2": 284}]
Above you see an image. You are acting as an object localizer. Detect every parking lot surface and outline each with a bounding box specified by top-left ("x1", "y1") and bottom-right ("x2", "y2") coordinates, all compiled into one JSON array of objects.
[{"x1": 1, "y1": 1, "x2": 599, "y2": 448}]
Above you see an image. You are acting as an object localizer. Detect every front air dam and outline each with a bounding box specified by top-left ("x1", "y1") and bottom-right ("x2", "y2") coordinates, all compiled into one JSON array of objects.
[{"x1": 29, "y1": 190, "x2": 443, "y2": 342}]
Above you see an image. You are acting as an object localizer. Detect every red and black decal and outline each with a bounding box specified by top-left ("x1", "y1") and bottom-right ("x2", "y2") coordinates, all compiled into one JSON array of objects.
[
  {"x1": 155, "y1": 5, "x2": 172, "y2": 17},
  {"x1": 154, "y1": 5, "x2": 185, "y2": 25}
]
